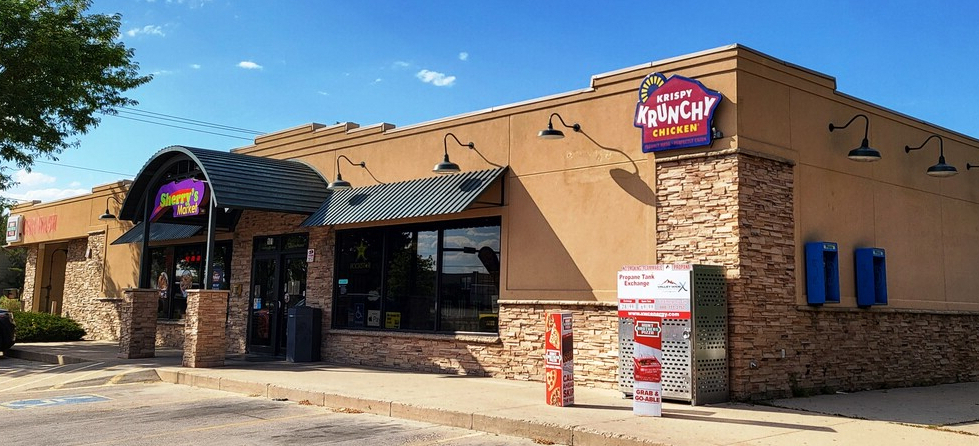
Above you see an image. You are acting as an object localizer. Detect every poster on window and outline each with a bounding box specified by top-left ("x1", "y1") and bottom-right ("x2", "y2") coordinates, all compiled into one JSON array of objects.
[{"x1": 544, "y1": 311, "x2": 574, "y2": 407}]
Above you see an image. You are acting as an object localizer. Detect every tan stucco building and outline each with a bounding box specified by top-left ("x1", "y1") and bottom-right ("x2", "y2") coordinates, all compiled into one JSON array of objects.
[{"x1": 8, "y1": 45, "x2": 979, "y2": 400}]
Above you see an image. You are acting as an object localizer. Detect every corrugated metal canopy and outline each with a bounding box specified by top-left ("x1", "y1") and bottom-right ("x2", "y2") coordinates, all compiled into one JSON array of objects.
[
  {"x1": 111, "y1": 222, "x2": 203, "y2": 245},
  {"x1": 301, "y1": 167, "x2": 507, "y2": 227},
  {"x1": 118, "y1": 146, "x2": 331, "y2": 221}
]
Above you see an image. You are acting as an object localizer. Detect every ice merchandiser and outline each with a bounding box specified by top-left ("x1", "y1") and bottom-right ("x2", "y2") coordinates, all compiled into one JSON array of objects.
[{"x1": 617, "y1": 264, "x2": 728, "y2": 405}]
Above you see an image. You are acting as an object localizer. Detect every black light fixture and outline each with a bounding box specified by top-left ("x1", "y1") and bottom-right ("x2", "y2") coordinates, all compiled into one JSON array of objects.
[
  {"x1": 329, "y1": 154, "x2": 366, "y2": 190},
  {"x1": 98, "y1": 196, "x2": 123, "y2": 220},
  {"x1": 828, "y1": 114, "x2": 881, "y2": 162},
  {"x1": 538, "y1": 113, "x2": 581, "y2": 140},
  {"x1": 967, "y1": 163, "x2": 979, "y2": 171},
  {"x1": 905, "y1": 134, "x2": 957, "y2": 178},
  {"x1": 434, "y1": 133, "x2": 474, "y2": 174}
]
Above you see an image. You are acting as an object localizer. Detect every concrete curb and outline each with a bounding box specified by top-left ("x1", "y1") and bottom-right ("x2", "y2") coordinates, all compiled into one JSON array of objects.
[
  {"x1": 153, "y1": 368, "x2": 665, "y2": 446},
  {"x1": 6, "y1": 347, "x2": 89, "y2": 365}
]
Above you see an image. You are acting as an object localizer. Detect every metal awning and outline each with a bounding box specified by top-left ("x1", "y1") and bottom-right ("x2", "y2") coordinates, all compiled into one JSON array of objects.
[
  {"x1": 111, "y1": 222, "x2": 203, "y2": 245},
  {"x1": 301, "y1": 167, "x2": 507, "y2": 227},
  {"x1": 118, "y1": 145, "x2": 332, "y2": 221}
]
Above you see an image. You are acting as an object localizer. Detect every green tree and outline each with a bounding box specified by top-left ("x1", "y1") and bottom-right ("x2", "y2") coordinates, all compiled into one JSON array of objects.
[{"x1": 0, "y1": 0, "x2": 151, "y2": 194}]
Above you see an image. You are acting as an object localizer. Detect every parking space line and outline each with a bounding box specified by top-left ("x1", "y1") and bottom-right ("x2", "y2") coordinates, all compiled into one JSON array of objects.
[
  {"x1": 0, "y1": 362, "x2": 106, "y2": 393},
  {"x1": 0, "y1": 362, "x2": 64, "y2": 384}
]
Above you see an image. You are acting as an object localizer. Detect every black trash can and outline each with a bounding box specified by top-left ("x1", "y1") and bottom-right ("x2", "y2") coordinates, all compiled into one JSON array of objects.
[{"x1": 287, "y1": 306, "x2": 322, "y2": 362}]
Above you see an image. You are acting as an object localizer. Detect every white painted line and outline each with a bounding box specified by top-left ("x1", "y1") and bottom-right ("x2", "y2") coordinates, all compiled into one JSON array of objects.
[{"x1": 0, "y1": 362, "x2": 106, "y2": 393}]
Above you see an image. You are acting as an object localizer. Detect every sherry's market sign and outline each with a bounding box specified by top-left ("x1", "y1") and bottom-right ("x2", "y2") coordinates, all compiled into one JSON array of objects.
[
  {"x1": 634, "y1": 73, "x2": 722, "y2": 152},
  {"x1": 151, "y1": 178, "x2": 207, "y2": 220}
]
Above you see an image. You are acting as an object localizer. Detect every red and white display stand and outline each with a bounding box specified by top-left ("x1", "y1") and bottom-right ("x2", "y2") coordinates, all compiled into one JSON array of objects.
[
  {"x1": 544, "y1": 311, "x2": 574, "y2": 407},
  {"x1": 631, "y1": 315, "x2": 663, "y2": 416}
]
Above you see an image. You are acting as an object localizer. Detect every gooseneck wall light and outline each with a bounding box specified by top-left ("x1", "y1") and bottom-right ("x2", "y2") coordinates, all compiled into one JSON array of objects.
[
  {"x1": 828, "y1": 114, "x2": 881, "y2": 162},
  {"x1": 329, "y1": 155, "x2": 366, "y2": 190},
  {"x1": 434, "y1": 132, "x2": 475, "y2": 174},
  {"x1": 98, "y1": 196, "x2": 123, "y2": 220},
  {"x1": 905, "y1": 134, "x2": 957, "y2": 178},
  {"x1": 538, "y1": 113, "x2": 581, "y2": 140}
]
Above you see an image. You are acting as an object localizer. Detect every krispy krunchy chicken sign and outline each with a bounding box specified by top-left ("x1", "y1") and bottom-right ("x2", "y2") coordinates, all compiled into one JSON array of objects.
[{"x1": 634, "y1": 73, "x2": 722, "y2": 152}]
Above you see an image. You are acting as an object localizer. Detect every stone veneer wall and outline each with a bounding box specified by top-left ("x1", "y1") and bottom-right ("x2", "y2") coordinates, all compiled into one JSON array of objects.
[
  {"x1": 227, "y1": 211, "x2": 333, "y2": 354},
  {"x1": 157, "y1": 321, "x2": 185, "y2": 348},
  {"x1": 323, "y1": 301, "x2": 621, "y2": 389},
  {"x1": 493, "y1": 300, "x2": 620, "y2": 388},
  {"x1": 656, "y1": 150, "x2": 979, "y2": 400},
  {"x1": 119, "y1": 289, "x2": 157, "y2": 359},
  {"x1": 183, "y1": 290, "x2": 229, "y2": 367},
  {"x1": 21, "y1": 246, "x2": 38, "y2": 311},
  {"x1": 63, "y1": 233, "x2": 123, "y2": 341}
]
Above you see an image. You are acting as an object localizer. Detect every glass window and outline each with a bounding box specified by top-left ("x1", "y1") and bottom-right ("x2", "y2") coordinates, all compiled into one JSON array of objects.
[
  {"x1": 334, "y1": 230, "x2": 384, "y2": 329},
  {"x1": 151, "y1": 248, "x2": 171, "y2": 319},
  {"x1": 333, "y1": 217, "x2": 500, "y2": 334},
  {"x1": 383, "y1": 230, "x2": 437, "y2": 331},
  {"x1": 283, "y1": 234, "x2": 309, "y2": 250},
  {"x1": 153, "y1": 242, "x2": 233, "y2": 320},
  {"x1": 439, "y1": 224, "x2": 501, "y2": 333}
]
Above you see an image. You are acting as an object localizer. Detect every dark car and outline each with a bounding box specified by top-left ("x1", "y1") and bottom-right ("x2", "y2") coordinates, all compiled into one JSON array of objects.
[{"x1": 0, "y1": 309, "x2": 15, "y2": 353}]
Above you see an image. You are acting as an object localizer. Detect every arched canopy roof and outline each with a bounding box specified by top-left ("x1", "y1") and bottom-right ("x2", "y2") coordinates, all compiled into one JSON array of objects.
[{"x1": 118, "y1": 145, "x2": 330, "y2": 222}]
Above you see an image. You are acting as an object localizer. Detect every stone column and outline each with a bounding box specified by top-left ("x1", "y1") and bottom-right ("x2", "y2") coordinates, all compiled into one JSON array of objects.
[
  {"x1": 183, "y1": 289, "x2": 229, "y2": 368},
  {"x1": 119, "y1": 289, "x2": 158, "y2": 359}
]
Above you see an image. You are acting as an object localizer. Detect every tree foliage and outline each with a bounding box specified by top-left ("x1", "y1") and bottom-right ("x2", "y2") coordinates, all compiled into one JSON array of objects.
[{"x1": 0, "y1": 0, "x2": 151, "y2": 192}]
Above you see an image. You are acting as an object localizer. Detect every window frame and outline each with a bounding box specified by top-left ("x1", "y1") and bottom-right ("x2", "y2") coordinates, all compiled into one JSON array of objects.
[{"x1": 332, "y1": 217, "x2": 501, "y2": 334}]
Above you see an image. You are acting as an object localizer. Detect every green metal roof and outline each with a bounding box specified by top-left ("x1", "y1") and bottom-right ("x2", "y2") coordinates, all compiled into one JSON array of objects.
[
  {"x1": 118, "y1": 146, "x2": 331, "y2": 222},
  {"x1": 301, "y1": 167, "x2": 507, "y2": 227}
]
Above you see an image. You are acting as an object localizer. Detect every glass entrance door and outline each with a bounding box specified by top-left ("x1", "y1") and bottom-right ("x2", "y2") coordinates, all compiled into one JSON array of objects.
[
  {"x1": 248, "y1": 247, "x2": 308, "y2": 356},
  {"x1": 248, "y1": 256, "x2": 277, "y2": 355}
]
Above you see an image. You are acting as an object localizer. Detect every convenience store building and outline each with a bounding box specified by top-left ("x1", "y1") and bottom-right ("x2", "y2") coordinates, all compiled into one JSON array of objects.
[{"x1": 8, "y1": 45, "x2": 979, "y2": 400}]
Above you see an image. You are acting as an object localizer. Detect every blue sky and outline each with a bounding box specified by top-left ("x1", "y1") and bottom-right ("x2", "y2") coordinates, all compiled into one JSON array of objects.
[{"x1": 5, "y1": 0, "x2": 979, "y2": 203}]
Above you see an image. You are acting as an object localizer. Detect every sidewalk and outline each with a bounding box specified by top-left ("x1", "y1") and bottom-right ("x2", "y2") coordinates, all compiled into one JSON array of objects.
[{"x1": 5, "y1": 341, "x2": 978, "y2": 446}]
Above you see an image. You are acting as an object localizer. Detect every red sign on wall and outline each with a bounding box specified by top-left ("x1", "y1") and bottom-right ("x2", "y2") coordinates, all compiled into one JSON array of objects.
[
  {"x1": 634, "y1": 73, "x2": 722, "y2": 152},
  {"x1": 24, "y1": 215, "x2": 58, "y2": 237}
]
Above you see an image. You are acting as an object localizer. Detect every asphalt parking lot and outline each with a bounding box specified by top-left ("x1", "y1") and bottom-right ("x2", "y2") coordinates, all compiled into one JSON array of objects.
[{"x1": 0, "y1": 356, "x2": 545, "y2": 445}]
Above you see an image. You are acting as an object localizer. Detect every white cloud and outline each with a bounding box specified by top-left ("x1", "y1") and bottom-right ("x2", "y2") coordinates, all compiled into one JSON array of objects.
[
  {"x1": 317, "y1": 91, "x2": 329, "y2": 96},
  {"x1": 416, "y1": 69, "x2": 455, "y2": 87},
  {"x1": 190, "y1": 64, "x2": 201, "y2": 69},
  {"x1": 393, "y1": 61, "x2": 411, "y2": 69},
  {"x1": 7, "y1": 170, "x2": 88, "y2": 203},
  {"x1": 14, "y1": 170, "x2": 55, "y2": 188},
  {"x1": 373, "y1": 78, "x2": 382, "y2": 84},
  {"x1": 237, "y1": 61, "x2": 263, "y2": 70},
  {"x1": 459, "y1": 52, "x2": 469, "y2": 61},
  {"x1": 164, "y1": 0, "x2": 212, "y2": 7},
  {"x1": 19, "y1": 188, "x2": 90, "y2": 202},
  {"x1": 126, "y1": 25, "x2": 165, "y2": 37},
  {"x1": 152, "y1": 69, "x2": 174, "y2": 76}
]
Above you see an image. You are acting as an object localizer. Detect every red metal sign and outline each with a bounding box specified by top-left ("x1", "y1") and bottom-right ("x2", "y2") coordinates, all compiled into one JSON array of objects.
[{"x1": 634, "y1": 73, "x2": 722, "y2": 152}]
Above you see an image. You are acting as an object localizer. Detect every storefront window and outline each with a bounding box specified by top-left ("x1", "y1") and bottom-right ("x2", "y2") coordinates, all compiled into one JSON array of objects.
[
  {"x1": 334, "y1": 229, "x2": 384, "y2": 329},
  {"x1": 333, "y1": 217, "x2": 500, "y2": 334},
  {"x1": 439, "y1": 225, "x2": 501, "y2": 332},
  {"x1": 152, "y1": 242, "x2": 233, "y2": 320}
]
